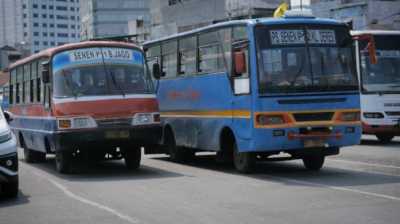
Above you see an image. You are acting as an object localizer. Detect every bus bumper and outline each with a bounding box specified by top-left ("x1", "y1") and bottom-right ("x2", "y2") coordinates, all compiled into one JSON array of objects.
[
  {"x1": 237, "y1": 125, "x2": 362, "y2": 154},
  {"x1": 362, "y1": 122, "x2": 400, "y2": 135},
  {"x1": 52, "y1": 125, "x2": 162, "y2": 151}
]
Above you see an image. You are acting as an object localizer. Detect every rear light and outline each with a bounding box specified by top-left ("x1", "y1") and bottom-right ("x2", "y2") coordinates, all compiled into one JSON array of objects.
[
  {"x1": 363, "y1": 112, "x2": 384, "y2": 119},
  {"x1": 339, "y1": 111, "x2": 360, "y2": 122},
  {"x1": 256, "y1": 114, "x2": 287, "y2": 126}
]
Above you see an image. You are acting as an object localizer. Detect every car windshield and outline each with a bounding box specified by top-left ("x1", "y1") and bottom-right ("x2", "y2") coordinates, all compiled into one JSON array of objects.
[
  {"x1": 256, "y1": 24, "x2": 358, "y2": 94},
  {"x1": 52, "y1": 47, "x2": 154, "y2": 98},
  {"x1": 360, "y1": 35, "x2": 400, "y2": 94}
]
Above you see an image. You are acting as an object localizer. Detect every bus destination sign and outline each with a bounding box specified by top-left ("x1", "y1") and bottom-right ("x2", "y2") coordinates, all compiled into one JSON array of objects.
[{"x1": 270, "y1": 29, "x2": 336, "y2": 45}]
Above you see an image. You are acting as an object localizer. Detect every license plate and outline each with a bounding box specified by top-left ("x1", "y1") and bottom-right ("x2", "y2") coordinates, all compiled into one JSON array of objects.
[
  {"x1": 304, "y1": 139, "x2": 325, "y2": 148},
  {"x1": 105, "y1": 131, "x2": 130, "y2": 139}
]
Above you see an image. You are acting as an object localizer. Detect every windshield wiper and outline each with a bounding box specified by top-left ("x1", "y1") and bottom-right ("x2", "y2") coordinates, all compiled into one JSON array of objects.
[{"x1": 99, "y1": 47, "x2": 125, "y2": 97}]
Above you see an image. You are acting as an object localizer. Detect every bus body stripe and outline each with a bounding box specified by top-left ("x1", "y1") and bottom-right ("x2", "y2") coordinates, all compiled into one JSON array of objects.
[{"x1": 52, "y1": 94, "x2": 156, "y2": 104}]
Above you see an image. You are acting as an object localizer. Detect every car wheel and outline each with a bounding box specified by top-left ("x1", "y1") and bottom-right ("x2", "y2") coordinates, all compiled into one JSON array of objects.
[
  {"x1": 55, "y1": 151, "x2": 72, "y2": 174},
  {"x1": 302, "y1": 154, "x2": 325, "y2": 171},
  {"x1": 376, "y1": 134, "x2": 394, "y2": 144},
  {"x1": 123, "y1": 146, "x2": 141, "y2": 170}
]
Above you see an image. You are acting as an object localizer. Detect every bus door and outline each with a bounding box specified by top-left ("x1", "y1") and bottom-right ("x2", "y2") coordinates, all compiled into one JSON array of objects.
[{"x1": 231, "y1": 38, "x2": 252, "y2": 140}]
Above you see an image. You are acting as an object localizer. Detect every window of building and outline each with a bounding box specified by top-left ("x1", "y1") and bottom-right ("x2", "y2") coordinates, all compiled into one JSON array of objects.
[
  {"x1": 57, "y1": 33, "x2": 68, "y2": 37},
  {"x1": 22, "y1": 4, "x2": 26, "y2": 9},
  {"x1": 23, "y1": 14, "x2": 27, "y2": 18},
  {"x1": 56, "y1": 15, "x2": 68, "y2": 20},
  {"x1": 33, "y1": 4, "x2": 38, "y2": 9},
  {"x1": 50, "y1": 24, "x2": 54, "y2": 28},
  {"x1": 49, "y1": 5, "x2": 54, "y2": 10},
  {"x1": 50, "y1": 32, "x2": 55, "y2": 37},
  {"x1": 33, "y1": 23, "x2": 39, "y2": 27},
  {"x1": 71, "y1": 33, "x2": 76, "y2": 38},
  {"x1": 51, "y1": 42, "x2": 55, "y2": 46},
  {"x1": 50, "y1": 14, "x2": 54, "y2": 19},
  {"x1": 43, "y1": 41, "x2": 48, "y2": 46},
  {"x1": 42, "y1": 14, "x2": 47, "y2": 18},
  {"x1": 56, "y1": 6, "x2": 67, "y2": 11},
  {"x1": 24, "y1": 32, "x2": 28, "y2": 37},
  {"x1": 70, "y1": 16, "x2": 75, "y2": 20},
  {"x1": 57, "y1": 24, "x2": 68, "y2": 29},
  {"x1": 42, "y1": 5, "x2": 47, "y2": 9},
  {"x1": 33, "y1": 32, "x2": 39, "y2": 36},
  {"x1": 33, "y1": 13, "x2": 38, "y2": 18},
  {"x1": 34, "y1": 41, "x2": 40, "y2": 46},
  {"x1": 42, "y1": 23, "x2": 47, "y2": 27},
  {"x1": 43, "y1": 32, "x2": 48, "y2": 37},
  {"x1": 70, "y1": 7, "x2": 74, "y2": 11},
  {"x1": 23, "y1": 23, "x2": 27, "y2": 28},
  {"x1": 71, "y1": 24, "x2": 75, "y2": 29}
]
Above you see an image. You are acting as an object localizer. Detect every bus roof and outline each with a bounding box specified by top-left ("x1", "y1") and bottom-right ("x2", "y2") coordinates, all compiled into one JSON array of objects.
[
  {"x1": 351, "y1": 30, "x2": 400, "y2": 36},
  {"x1": 9, "y1": 41, "x2": 141, "y2": 69},
  {"x1": 144, "y1": 17, "x2": 347, "y2": 46}
]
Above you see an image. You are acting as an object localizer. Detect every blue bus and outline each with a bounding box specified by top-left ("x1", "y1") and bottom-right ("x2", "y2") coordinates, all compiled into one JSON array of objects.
[{"x1": 144, "y1": 16, "x2": 362, "y2": 173}]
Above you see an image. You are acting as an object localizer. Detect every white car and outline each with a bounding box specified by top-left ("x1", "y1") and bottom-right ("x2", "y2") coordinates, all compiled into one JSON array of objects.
[{"x1": 0, "y1": 109, "x2": 18, "y2": 198}]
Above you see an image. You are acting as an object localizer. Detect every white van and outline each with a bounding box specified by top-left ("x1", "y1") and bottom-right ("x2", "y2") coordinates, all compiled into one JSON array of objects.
[{"x1": 0, "y1": 108, "x2": 18, "y2": 198}]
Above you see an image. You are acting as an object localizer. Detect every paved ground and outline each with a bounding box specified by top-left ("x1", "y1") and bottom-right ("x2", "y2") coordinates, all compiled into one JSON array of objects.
[{"x1": 1, "y1": 135, "x2": 399, "y2": 224}]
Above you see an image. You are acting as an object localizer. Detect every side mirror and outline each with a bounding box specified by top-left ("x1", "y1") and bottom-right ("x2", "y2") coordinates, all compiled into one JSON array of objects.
[
  {"x1": 42, "y1": 61, "x2": 50, "y2": 83},
  {"x1": 233, "y1": 51, "x2": 247, "y2": 76},
  {"x1": 152, "y1": 63, "x2": 161, "y2": 80},
  {"x1": 3, "y1": 111, "x2": 14, "y2": 123}
]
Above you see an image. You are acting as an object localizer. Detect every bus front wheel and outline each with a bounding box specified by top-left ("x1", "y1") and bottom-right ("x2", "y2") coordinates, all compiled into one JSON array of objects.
[
  {"x1": 123, "y1": 146, "x2": 141, "y2": 170},
  {"x1": 302, "y1": 153, "x2": 325, "y2": 171},
  {"x1": 233, "y1": 143, "x2": 255, "y2": 173},
  {"x1": 2, "y1": 176, "x2": 18, "y2": 198},
  {"x1": 55, "y1": 151, "x2": 72, "y2": 174},
  {"x1": 376, "y1": 134, "x2": 394, "y2": 144}
]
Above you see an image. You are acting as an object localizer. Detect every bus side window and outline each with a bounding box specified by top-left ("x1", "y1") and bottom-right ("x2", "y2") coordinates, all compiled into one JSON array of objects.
[
  {"x1": 232, "y1": 26, "x2": 249, "y2": 78},
  {"x1": 161, "y1": 40, "x2": 178, "y2": 78},
  {"x1": 178, "y1": 35, "x2": 197, "y2": 76},
  {"x1": 9, "y1": 69, "x2": 16, "y2": 105},
  {"x1": 16, "y1": 66, "x2": 23, "y2": 104},
  {"x1": 23, "y1": 63, "x2": 31, "y2": 104},
  {"x1": 31, "y1": 61, "x2": 38, "y2": 103},
  {"x1": 198, "y1": 31, "x2": 225, "y2": 74}
]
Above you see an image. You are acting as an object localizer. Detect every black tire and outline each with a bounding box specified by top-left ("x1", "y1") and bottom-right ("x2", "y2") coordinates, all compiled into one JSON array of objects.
[
  {"x1": 233, "y1": 142, "x2": 255, "y2": 173},
  {"x1": 2, "y1": 177, "x2": 18, "y2": 198},
  {"x1": 123, "y1": 146, "x2": 141, "y2": 170},
  {"x1": 376, "y1": 134, "x2": 394, "y2": 144},
  {"x1": 164, "y1": 129, "x2": 185, "y2": 162},
  {"x1": 21, "y1": 137, "x2": 46, "y2": 163},
  {"x1": 55, "y1": 151, "x2": 72, "y2": 174},
  {"x1": 302, "y1": 154, "x2": 325, "y2": 171}
]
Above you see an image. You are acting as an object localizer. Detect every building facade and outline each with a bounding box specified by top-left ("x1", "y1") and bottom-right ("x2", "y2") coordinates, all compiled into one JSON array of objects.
[
  {"x1": 0, "y1": 0, "x2": 24, "y2": 49},
  {"x1": 311, "y1": 0, "x2": 400, "y2": 30},
  {"x1": 80, "y1": 0, "x2": 150, "y2": 41},
  {"x1": 149, "y1": 0, "x2": 284, "y2": 39},
  {"x1": 22, "y1": 0, "x2": 81, "y2": 53}
]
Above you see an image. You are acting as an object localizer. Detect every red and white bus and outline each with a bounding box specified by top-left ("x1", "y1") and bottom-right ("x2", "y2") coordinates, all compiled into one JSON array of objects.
[{"x1": 7, "y1": 41, "x2": 161, "y2": 173}]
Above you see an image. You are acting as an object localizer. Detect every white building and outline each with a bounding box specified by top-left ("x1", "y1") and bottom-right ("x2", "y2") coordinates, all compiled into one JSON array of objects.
[
  {"x1": 80, "y1": 0, "x2": 150, "y2": 41},
  {"x1": 22, "y1": 0, "x2": 81, "y2": 53},
  {"x1": 0, "y1": 0, "x2": 24, "y2": 49}
]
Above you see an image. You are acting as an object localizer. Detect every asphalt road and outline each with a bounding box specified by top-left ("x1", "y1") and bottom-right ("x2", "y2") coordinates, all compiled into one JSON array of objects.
[{"x1": 1, "y1": 135, "x2": 400, "y2": 224}]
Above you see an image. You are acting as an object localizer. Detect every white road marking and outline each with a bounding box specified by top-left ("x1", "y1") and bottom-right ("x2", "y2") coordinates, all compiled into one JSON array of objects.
[
  {"x1": 263, "y1": 174, "x2": 400, "y2": 202},
  {"x1": 24, "y1": 164, "x2": 141, "y2": 224},
  {"x1": 328, "y1": 158, "x2": 400, "y2": 170}
]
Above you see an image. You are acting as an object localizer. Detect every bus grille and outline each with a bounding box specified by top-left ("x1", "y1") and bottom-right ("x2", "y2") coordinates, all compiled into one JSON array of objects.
[
  {"x1": 293, "y1": 112, "x2": 334, "y2": 122},
  {"x1": 385, "y1": 111, "x2": 400, "y2": 116},
  {"x1": 96, "y1": 118, "x2": 132, "y2": 128}
]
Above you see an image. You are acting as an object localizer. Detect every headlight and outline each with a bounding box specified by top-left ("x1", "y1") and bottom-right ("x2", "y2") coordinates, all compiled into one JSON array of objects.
[
  {"x1": 131, "y1": 113, "x2": 160, "y2": 126},
  {"x1": 363, "y1": 112, "x2": 384, "y2": 119},
  {"x1": 57, "y1": 117, "x2": 97, "y2": 130},
  {"x1": 339, "y1": 112, "x2": 360, "y2": 122},
  {"x1": 0, "y1": 130, "x2": 12, "y2": 144}
]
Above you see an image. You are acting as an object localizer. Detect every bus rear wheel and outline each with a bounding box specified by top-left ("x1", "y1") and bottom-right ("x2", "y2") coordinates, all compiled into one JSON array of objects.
[
  {"x1": 376, "y1": 134, "x2": 394, "y2": 144},
  {"x1": 233, "y1": 143, "x2": 255, "y2": 173},
  {"x1": 55, "y1": 151, "x2": 72, "y2": 174},
  {"x1": 24, "y1": 148, "x2": 46, "y2": 163},
  {"x1": 302, "y1": 153, "x2": 325, "y2": 171},
  {"x1": 164, "y1": 129, "x2": 190, "y2": 162},
  {"x1": 123, "y1": 146, "x2": 141, "y2": 170}
]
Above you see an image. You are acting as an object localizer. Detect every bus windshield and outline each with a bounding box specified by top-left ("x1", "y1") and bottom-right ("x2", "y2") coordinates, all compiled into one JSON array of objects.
[
  {"x1": 256, "y1": 24, "x2": 358, "y2": 94},
  {"x1": 52, "y1": 47, "x2": 153, "y2": 98},
  {"x1": 360, "y1": 35, "x2": 400, "y2": 94}
]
